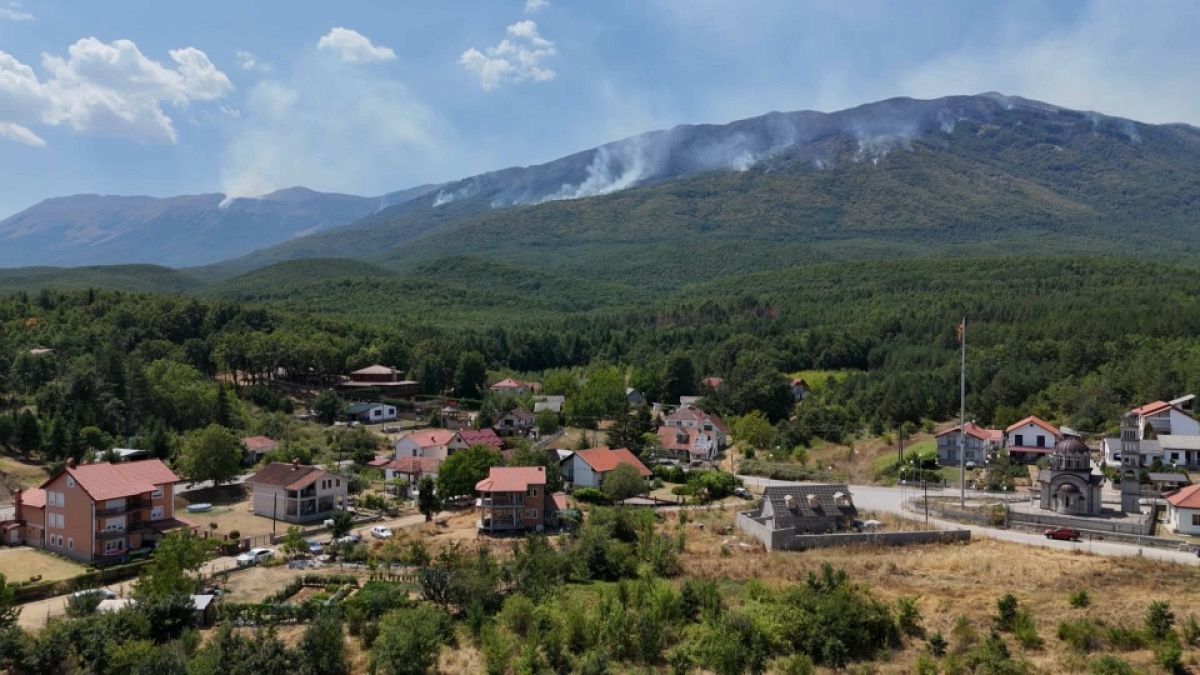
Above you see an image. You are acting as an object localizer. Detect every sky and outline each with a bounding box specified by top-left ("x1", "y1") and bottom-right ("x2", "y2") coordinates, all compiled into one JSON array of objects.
[{"x1": 1, "y1": 0, "x2": 1198, "y2": 216}]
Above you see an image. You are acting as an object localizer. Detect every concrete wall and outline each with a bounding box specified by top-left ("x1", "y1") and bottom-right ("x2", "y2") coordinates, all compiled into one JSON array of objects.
[
  {"x1": 736, "y1": 511, "x2": 970, "y2": 551},
  {"x1": 1008, "y1": 509, "x2": 1152, "y2": 535}
]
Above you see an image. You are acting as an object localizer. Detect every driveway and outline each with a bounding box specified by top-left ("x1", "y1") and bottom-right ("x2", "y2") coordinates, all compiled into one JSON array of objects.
[{"x1": 737, "y1": 476, "x2": 1200, "y2": 567}]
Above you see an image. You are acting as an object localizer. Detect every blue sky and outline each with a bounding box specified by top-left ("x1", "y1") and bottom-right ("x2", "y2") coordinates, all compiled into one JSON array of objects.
[{"x1": 0, "y1": 0, "x2": 1197, "y2": 216}]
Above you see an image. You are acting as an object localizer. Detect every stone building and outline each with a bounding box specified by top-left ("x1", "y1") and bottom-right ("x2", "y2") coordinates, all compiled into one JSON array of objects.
[{"x1": 1035, "y1": 437, "x2": 1103, "y2": 516}]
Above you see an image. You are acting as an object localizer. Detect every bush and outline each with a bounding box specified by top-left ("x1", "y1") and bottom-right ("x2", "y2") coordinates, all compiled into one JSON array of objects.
[
  {"x1": 896, "y1": 596, "x2": 924, "y2": 637},
  {"x1": 1145, "y1": 601, "x2": 1175, "y2": 641},
  {"x1": 1105, "y1": 626, "x2": 1148, "y2": 652},
  {"x1": 571, "y1": 488, "x2": 611, "y2": 504},
  {"x1": 1012, "y1": 612, "x2": 1043, "y2": 649},
  {"x1": 1069, "y1": 589, "x2": 1091, "y2": 608},
  {"x1": 1057, "y1": 619, "x2": 1102, "y2": 653},
  {"x1": 1154, "y1": 639, "x2": 1183, "y2": 674},
  {"x1": 370, "y1": 606, "x2": 453, "y2": 675},
  {"x1": 994, "y1": 594, "x2": 1019, "y2": 632},
  {"x1": 1182, "y1": 614, "x2": 1200, "y2": 647},
  {"x1": 1089, "y1": 655, "x2": 1135, "y2": 675}
]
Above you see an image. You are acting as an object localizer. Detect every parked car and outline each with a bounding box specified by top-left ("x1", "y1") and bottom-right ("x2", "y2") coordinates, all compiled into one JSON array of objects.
[
  {"x1": 334, "y1": 533, "x2": 361, "y2": 546},
  {"x1": 1044, "y1": 527, "x2": 1082, "y2": 541},
  {"x1": 306, "y1": 540, "x2": 324, "y2": 555},
  {"x1": 236, "y1": 547, "x2": 274, "y2": 567},
  {"x1": 370, "y1": 526, "x2": 393, "y2": 539},
  {"x1": 69, "y1": 588, "x2": 116, "y2": 601},
  {"x1": 732, "y1": 487, "x2": 752, "y2": 499}
]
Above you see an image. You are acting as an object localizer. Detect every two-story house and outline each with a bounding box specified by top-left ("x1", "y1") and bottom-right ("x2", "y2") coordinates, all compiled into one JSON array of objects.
[
  {"x1": 935, "y1": 422, "x2": 1002, "y2": 466},
  {"x1": 1005, "y1": 415, "x2": 1062, "y2": 464},
  {"x1": 393, "y1": 429, "x2": 467, "y2": 461},
  {"x1": 475, "y1": 466, "x2": 560, "y2": 532},
  {"x1": 245, "y1": 460, "x2": 349, "y2": 524},
  {"x1": 662, "y1": 405, "x2": 728, "y2": 453},
  {"x1": 7, "y1": 458, "x2": 184, "y2": 563},
  {"x1": 563, "y1": 447, "x2": 652, "y2": 490},
  {"x1": 495, "y1": 409, "x2": 535, "y2": 436},
  {"x1": 656, "y1": 426, "x2": 720, "y2": 462},
  {"x1": 1129, "y1": 397, "x2": 1200, "y2": 438}
]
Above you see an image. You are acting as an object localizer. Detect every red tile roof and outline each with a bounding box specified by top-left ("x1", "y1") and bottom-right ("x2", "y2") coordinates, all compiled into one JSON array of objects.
[
  {"x1": 1167, "y1": 483, "x2": 1200, "y2": 509},
  {"x1": 1005, "y1": 415, "x2": 1060, "y2": 437},
  {"x1": 460, "y1": 429, "x2": 504, "y2": 449},
  {"x1": 1131, "y1": 401, "x2": 1172, "y2": 416},
  {"x1": 47, "y1": 459, "x2": 179, "y2": 502},
  {"x1": 936, "y1": 422, "x2": 1001, "y2": 442},
  {"x1": 385, "y1": 457, "x2": 442, "y2": 475},
  {"x1": 18, "y1": 488, "x2": 45, "y2": 508},
  {"x1": 665, "y1": 405, "x2": 729, "y2": 434},
  {"x1": 574, "y1": 447, "x2": 652, "y2": 477},
  {"x1": 475, "y1": 466, "x2": 546, "y2": 493},
  {"x1": 490, "y1": 378, "x2": 528, "y2": 390},
  {"x1": 401, "y1": 429, "x2": 460, "y2": 448},
  {"x1": 546, "y1": 491, "x2": 567, "y2": 512},
  {"x1": 241, "y1": 436, "x2": 278, "y2": 452}
]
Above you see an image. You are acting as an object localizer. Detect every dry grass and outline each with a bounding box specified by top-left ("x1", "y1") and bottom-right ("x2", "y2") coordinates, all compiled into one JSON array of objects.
[
  {"x1": 0, "y1": 455, "x2": 51, "y2": 493},
  {"x1": 176, "y1": 485, "x2": 281, "y2": 539},
  {"x1": 0, "y1": 547, "x2": 86, "y2": 584}
]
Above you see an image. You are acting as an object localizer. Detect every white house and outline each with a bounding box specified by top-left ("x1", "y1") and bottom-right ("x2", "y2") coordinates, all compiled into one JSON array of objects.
[
  {"x1": 656, "y1": 427, "x2": 720, "y2": 461},
  {"x1": 245, "y1": 461, "x2": 348, "y2": 524},
  {"x1": 380, "y1": 457, "x2": 441, "y2": 497},
  {"x1": 1165, "y1": 484, "x2": 1200, "y2": 536},
  {"x1": 1004, "y1": 415, "x2": 1061, "y2": 464},
  {"x1": 935, "y1": 423, "x2": 1002, "y2": 466},
  {"x1": 1129, "y1": 398, "x2": 1200, "y2": 438},
  {"x1": 663, "y1": 405, "x2": 729, "y2": 451},
  {"x1": 393, "y1": 430, "x2": 467, "y2": 461},
  {"x1": 563, "y1": 447, "x2": 652, "y2": 490},
  {"x1": 345, "y1": 402, "x2": 397, "y2": 424}
]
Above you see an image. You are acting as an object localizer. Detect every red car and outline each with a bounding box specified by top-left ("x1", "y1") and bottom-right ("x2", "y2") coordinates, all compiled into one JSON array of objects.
[{"x1": 1044, "y1": 527, "x2": 1082, "y2": 541}]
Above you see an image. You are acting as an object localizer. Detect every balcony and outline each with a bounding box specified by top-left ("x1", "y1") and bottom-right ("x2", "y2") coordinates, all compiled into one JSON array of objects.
[{"x1": 96, "y1": 499, "x2": 152, "y2": 517}]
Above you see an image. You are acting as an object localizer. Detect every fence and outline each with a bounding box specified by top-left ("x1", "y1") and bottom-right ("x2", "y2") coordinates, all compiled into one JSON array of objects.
[{"x1": 736, "y1": 511, "x2": 970, "y2": 551}]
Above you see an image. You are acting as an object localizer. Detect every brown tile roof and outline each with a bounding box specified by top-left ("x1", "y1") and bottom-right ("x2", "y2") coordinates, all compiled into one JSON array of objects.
[
  {"x1": 1167, "y1": 483, "x2": 1200, "y2": 509},
  {"x1": 246, "y1": 462, "x2": 330, "y2": 490},
  {"x1": 1131, "y1": 400, "x2": 1172, "y2": 416},
  {"x1": 460, "y1": 429, "x2": 504, "y2": 449},
  {"x1": 241, "y1": 436, "x2": 278, "y2": 452},
  {"x1": 402, "y1": 429, "x2": 460, "y2": 448},
  {"x1": 1005, "y1": 415, "x2": 1060, "y2": 437},
  {"x1": 936, "y1": 422, "x2": 1002, "y2": 442},
  {"x1": 574, "y1": 447, "x2": 652, "y2": 477},
  {"x1": 475, "y1": 466, "x2": 546, "y2": 493},
  {"x1": 18, "y1": 488, "x2": 45, "y2": 508},
  {"x1": 47, "y1": 459, "x2": 179, "y2": 502}
]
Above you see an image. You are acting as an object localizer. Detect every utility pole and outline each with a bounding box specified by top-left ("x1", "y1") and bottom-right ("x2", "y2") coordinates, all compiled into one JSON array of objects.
[{"x1": 959, "y1": 316, "x2": 967, "y2": 509}]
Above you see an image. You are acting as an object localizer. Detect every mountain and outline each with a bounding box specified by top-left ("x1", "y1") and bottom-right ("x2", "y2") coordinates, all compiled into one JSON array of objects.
[
  {"x1": 0, "y1": 184, "x2": 439, "y2": 268},
  {"x1": 205, "y1": 93, "x2": 1200, "y2": 283}
]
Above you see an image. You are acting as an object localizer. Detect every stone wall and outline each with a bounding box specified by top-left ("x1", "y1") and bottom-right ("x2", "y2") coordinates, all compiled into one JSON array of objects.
[{"x1": 736, "y1": 511, "x2": 970, "y2": 551}]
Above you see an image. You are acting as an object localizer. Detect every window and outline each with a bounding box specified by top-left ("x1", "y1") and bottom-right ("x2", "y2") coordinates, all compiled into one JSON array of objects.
[
  {"x1": 105, "y1": 517, "x2": 125, "y2": 531},
  {"x1": 67, "y1": 538, "x2": 73, "y2": 550},
  {"x1": 104, "y1": 539, "x2": 124, "y2": 554},
  {"x1": 151, "y1": 486, "x2": 164, "y2": 499},
  {"x1": 66, "y1": 477, "x2": 75, "y2": 489},
  {"x1": 1193, "y1": 514, "x2": 1200, "y2": 526},
  {"x1": 151, "y1": 506, "x2": 164, "y2": 521},
  {"x1": 1036, "y1": 435, "x2": 1046, "y2": 448},
  {"x1": 1014, "y1": 434, "x2": 1024, "y2": 447},
  {"x1": 48, "y1": 513, "x2": 64, "y2": 529},
  {"x1": 526, "y1": 509, "x2": 539, "y2": 520},
  {"x1": 526, "y1": 487, "x2": 540, "y2": 498}
]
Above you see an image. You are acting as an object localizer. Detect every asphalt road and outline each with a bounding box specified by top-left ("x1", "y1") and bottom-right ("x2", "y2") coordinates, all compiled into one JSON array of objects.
[{"x1": 737, "y1": 476, "x2": 1200, "y2": 567}]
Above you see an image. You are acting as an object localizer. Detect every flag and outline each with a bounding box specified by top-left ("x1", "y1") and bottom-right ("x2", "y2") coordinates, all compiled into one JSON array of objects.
[{"x1": 955, "y1": 320, "x2": 964, "y2": 344}]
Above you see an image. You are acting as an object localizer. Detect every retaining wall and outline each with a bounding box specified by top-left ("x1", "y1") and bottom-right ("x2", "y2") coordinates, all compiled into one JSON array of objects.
[{"x1": 736, "y1": 511, "x2": 970, "y2": 551}]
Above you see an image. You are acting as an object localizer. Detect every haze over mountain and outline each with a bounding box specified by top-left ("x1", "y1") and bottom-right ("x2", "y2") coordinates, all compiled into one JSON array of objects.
[{"x1": 0, "y1": 184, "x2": 438, "y2": 268}]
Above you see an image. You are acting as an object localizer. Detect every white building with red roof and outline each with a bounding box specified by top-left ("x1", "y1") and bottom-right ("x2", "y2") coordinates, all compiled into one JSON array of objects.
[
  {"x1": 563, "y1": 447, "x2": 652, "y2": 490},
  {"x1": 1165, "y1": 484, "x2": 1200, "y2": 536},
  {"x1": 656, "y1": 426, "x2": 721, "y2": 461},
  {"x1": 489, "y1": 378, "x2": 540, "y2": 396},
  {"x1": 662, "y1": 405, "x2": 728, "y2": 452},
  {"x1": 393, "y1": 429, "x2": 468, "y2": 461},
  {"x1": 245, "y1": 460, "x2": 348, "y2": 524},
  {"x1": 1128, "y1": 396, "x2": 1200, "y2": 439},
  {"x1": 1004, "y1": 415, "x2": 1062, "y2": 464},
  {"x1": 936, "y1": 422, "x2": 1003, "y2": 466}
]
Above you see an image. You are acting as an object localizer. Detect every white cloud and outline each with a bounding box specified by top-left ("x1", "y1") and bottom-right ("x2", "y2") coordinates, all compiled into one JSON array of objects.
[
  {"x1": 0, "y1": 38, "x2": 232, "y2": 145},
  {"x1": 235, "y1": 49, "x2": 273, "y2": 74},
  {"x1": 317, "y1": 27, "x2": 396, "y2": 64},
  {"x1": 460, "y1": 20, "x2": 556, "y2": 90},
  {"x1": 0, "y1": 121, "x2": 44, "y2": 146},
  {"x1": 0, "y1": 1, "x2": 33, "y2": 21},
  {"x1": 524, "y1": 0, "x2": 549, "y2": 14}
]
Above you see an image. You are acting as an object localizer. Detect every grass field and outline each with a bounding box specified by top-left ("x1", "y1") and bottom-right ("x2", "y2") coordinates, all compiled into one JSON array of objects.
[
  {"x1": 0, "y1": 547, "x2": 86, "y2": 585},
  {"x1": 0, "y1": 455, "x2": 51, "y2": 491}
]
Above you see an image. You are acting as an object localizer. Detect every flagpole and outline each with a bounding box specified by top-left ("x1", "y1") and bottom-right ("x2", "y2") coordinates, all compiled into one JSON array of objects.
[{"x1": 959, "y1": 316, "x2": 967, "y2": 509}]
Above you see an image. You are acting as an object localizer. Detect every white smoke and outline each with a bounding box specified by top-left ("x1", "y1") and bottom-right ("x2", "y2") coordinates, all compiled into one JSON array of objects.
[{"x1": 541, "y1": 143, "x2": 648, "y2": 202}]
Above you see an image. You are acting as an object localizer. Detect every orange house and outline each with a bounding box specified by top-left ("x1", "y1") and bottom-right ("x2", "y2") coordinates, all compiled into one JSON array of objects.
[
  {"x1": 475, "y1": 466, "x2": 561, "y2": 533},
  {"x1": 7, "y1": 458, "x2": 190, "y2": 563}
]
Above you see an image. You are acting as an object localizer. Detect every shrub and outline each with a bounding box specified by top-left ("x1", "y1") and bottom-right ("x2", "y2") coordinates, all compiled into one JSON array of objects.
[
  {"x1": 1105, "y1": 626, "x2": 1148, "y2": 652},
  {"x1": 771, "y1": 654, "x2": 815, "y2": 675},
  {"x1": 1089, "y1": 655, "x2": 1135, "y2": 675},
  {"x1": 994, "y1": 594, "x2": 1019, "y2": 632},
  {"x1": 1182, "y1": 614, "x2": 1200, "y2": 647},
  {"x1": 370, "y1": 606, "x2": 453, "y2": 675},
  {"x1": 912, "y1": 654, "x2": 938, "y2": 675},
  {"x1": 571, "y1": 488, "x2": 611, "y2": 504},
  {"x1": 1154, "y1": 639, "x2": 1182, "y2": 674},
  {"x1": 896, "y1": 596, "x2": 924, "y2": 637},
  {"x1": 1012, "y1": 612, "x2": 1043, "y2": 649},
  {"x1": 1069, "y1": 589, "x2": 1091, "y2": 608},
  {"x1": 951, "y1": 616, "x2": 978, "y2": 654},
  {"x1": 1057, "y1": 619, "x2": 1102, "y2": 653},
  {"x1": 926, "y1": 631, "x2": 948, "y2": 657},
  {"x1": 1145, "y1": 601, "x2": 1175, "y2": 641}
]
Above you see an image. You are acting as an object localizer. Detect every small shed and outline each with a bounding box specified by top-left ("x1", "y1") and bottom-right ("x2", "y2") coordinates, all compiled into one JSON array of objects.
[{"x1": 191, "y1": 594, "x2": 216, "y2": 627}]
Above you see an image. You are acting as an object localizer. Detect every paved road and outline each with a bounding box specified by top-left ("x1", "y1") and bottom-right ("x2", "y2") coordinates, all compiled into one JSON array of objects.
[{"x1": 738, "y1": 476, "x2": 1200, "y2": 567}]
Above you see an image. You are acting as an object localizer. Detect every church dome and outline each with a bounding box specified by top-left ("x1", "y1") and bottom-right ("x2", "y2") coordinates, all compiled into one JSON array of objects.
[{"x1": 1053, "y1": 437, "x2": 1089, "y2": 456}]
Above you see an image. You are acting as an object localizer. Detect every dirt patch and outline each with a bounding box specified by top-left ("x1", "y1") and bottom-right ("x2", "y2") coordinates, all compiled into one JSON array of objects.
[
  {"x1": 177, "y1": 487, "x2": 279, "y2": 539},
  {"x1": 0, "y1": 547, "x2": 87, "y2": 584}
]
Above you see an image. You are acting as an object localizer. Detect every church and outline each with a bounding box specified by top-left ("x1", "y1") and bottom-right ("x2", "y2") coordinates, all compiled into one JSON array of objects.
[{"x1": 1034, "y1": 437, "x2": 1103, "y2": 516}]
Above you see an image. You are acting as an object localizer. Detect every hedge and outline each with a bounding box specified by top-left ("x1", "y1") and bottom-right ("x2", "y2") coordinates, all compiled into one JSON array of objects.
[{"x1": 13, "y1": 558, "x2": 152, "y2": 603}]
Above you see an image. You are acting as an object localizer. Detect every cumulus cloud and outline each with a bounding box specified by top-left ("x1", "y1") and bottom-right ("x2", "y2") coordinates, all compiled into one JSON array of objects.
[
  {"x1": 460, "y1": 20, "x2": 556, "y2": 90},
  {"x1": 0, "y1": 1, "x2": 32, "y2": 21},
  {"x1": 524, "y1": 0, "x2": 549, "y2": 13},
  {"x1": 219, "y1": 52, "x2": 452, "y2": 201},
  {"x1": 235, "y1": 49, "x2": 273, "y2": 74},
  {"x1": 0, "y1": 38, "x2": 232, "y2": 145},
  {"x1": 0, "y1": 122, "x2": 44, "y2": 146},
  {"x1": 317, "y1": 27, "x2": 397, "y2": 64}
]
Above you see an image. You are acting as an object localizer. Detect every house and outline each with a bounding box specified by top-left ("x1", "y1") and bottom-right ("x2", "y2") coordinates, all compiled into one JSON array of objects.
[
  {"x1": 563, "y1": 447, "x2": 652, "y2": 490},
  {"x1": 656, "y1": 426, "x2": 721, "y2": 462},
  {"x1": 738, "y1": 484, "x2": 857, "y2": 548},
  {"x1": 791, "y1": 378, "x2": 810, "y2": 402},
  {"x1": 5, "y1": 459, "x2": 188, "y2": 563},
  {"x1": 662, "y1": 405, "x2": 728, "y2": 452},
  {"x1": 459, "y1": 428, "x2": 505, "y2": 452},
  {"x1": 245, "y1": 460, "x2": 348, "y2": 524},
  {"x1": 475, "y1": 466, "x2": 561, "y2": 532},
  {"x1": 336, "y1": 364, "x2": 419, "y2": 397},
  {"x1": 344, "y1": 402, "x2": 397, "y2": 424},
  {"x1": 394, "y1": 429, "x2": 467, "y2": 461},
  {"x1": 625, "y1": 388, "x2": 646, "y2": 407},
  {"x1": 1129, "y1": 396, "x2": 1200, "y2": 438},
  {"x1": 489, "y1": 378, "x2": 539, "y2": 396},
  {"x1": 495, "y1": 408, "x2": 535, "y2": 436},
  {"x1": 1104, "y1": 433, "x2": 1200, "y2": 472},
  {"x1": 1165, "y1": 484, "x2": 1200, "y2": 536},
  {"x1": 1004, "y1": 415, "x2": 1061, "y2": 464},
  {"x1": 533, "y1": 395, "x2": 564, "y2": 414},
  {"x1": 935, "y1": 423, "x2": 1002, "y2": 466},
  {"x1": 380, "y1": 457, "x2": 442, "y2": 497},
  {"x1": 241, "y1": 436, "x2": 278, "y2": 465},
  {"x1": 700, "y1": 377, "x2": 724, "y2": 391}
]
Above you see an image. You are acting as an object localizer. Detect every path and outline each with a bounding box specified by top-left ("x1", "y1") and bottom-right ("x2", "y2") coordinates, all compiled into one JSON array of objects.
[{"x1": 737, "y1": 476, "x2": 1200, "y2": 567}]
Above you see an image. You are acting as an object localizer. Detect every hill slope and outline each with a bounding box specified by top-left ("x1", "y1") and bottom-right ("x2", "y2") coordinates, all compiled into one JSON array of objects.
[{"x1": 0, "y1": 184, "x2": 438, "y2": 269}]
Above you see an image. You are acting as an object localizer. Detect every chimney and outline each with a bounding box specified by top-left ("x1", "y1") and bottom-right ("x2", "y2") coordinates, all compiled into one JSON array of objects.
[
  {"x1": 783, "y1": 494, "x2": 795, "y2": 511},
  {"x1": 807, "y1": 494, "x2": 819, "y2": 509},
  {"x1": 291, "y1": 458, "x2": 300, "y2": 470},
  {"x1": 66, "y1": 458, "x2": 77, "y2": 469},
  {"x1": 14, "y1": 490, "x2": 22, "y2": 513}
]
